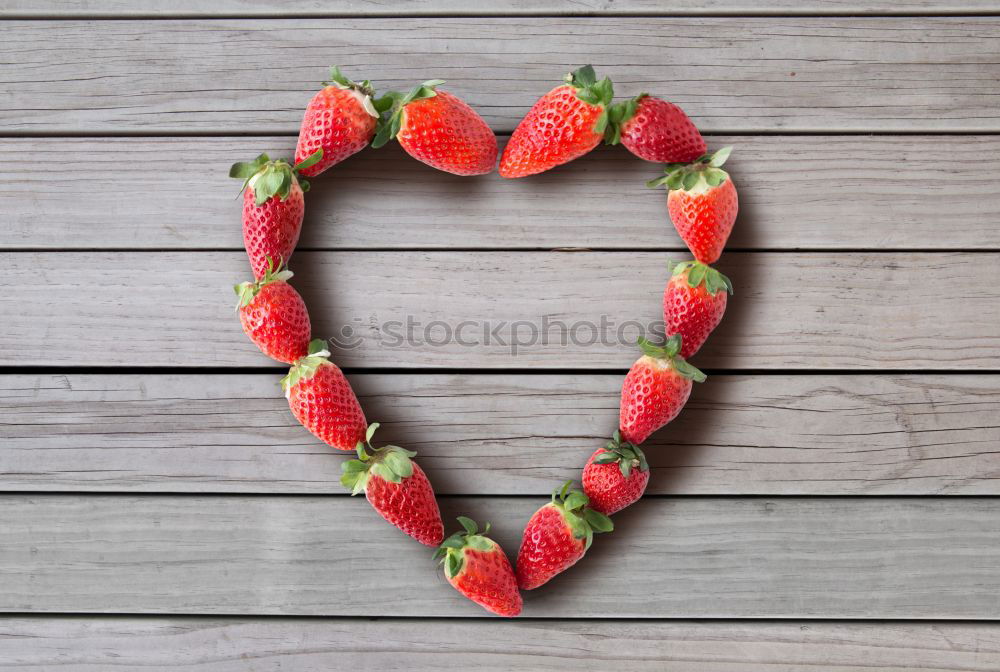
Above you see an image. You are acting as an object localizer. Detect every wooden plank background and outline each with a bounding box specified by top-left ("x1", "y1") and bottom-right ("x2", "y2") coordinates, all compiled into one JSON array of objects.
[
  {"x1": 3, "y1": 19, "x2": 1000, "y2": 133},
  {"x1": 3, "y1": 137, "x2": 999, "y2": 251},
  {"x1": 3, "y1": 374, "x2": 999, "y2": 495},
  {"x1": 2, "y1": 3, "x2": 1000, "y2": 669},
  {"x1": 6, "y1": 1, "x2": 1000, "y2": 17},
  {"x1": 3, "y1": 251, "x2": 998, "y2": 369},
  {"x1": 4, "y1": 619, "x2": 1000, "y2": 672},
  {"x1": 3, "y1": 495, "x2": 1000, "y2": 618}
]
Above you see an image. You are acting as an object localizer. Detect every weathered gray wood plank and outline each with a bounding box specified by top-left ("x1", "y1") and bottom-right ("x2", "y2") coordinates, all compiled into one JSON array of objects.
[
  {"x1": 4, "y1": 374, "x2": 999, "y2": 495},
  {"x1": 2, "y1": 495, "x2": 1000, "y2": 617},
  {"x1": 4, "y1": 136, "x2": 998, "y2": 251},
  {"x1": 2, "y1": 19, "x2": 998, "y2": 133},
  {"x1": 3, "y1": 617, "x2": 1000, "y2": 672},
  {"x1": 2, "y1": 251, "x2": 998, "y2": 369},
  {"x1": 6, "y1": 0, "x2": 999, "y2": 17}
]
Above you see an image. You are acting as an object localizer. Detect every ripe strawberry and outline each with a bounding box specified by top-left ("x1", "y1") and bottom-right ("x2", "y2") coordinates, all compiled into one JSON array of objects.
[
  {"x1": 605, "y1": 94, "x2": 706, "y2": 163},
  {"x1": 372, "y1": 80, "x2": 497, "y2": 176},
  {"x1": 664, "y1": 259, "x2": 733, "y2": 360},
  {"x1": 341, "y1": 423, "x2": 444, "y2": 547},
  {"x1": 499, "y1": 65, "x2": 614, "y2": 178},
  {"x1": 435, "y1": 517, "x2": 522, "y2": 617},
  {"x1": 648, "y1": 146, "x2": 738, "y2": 264},
  {"x1": 295, "y1": 66, "x2": 382, "y2": 177},
  {"x1": 582, "y1": 431, "x2": 649, "y2": 515},
  {"x1": 515, "y1": 481, "x2": 613, "y2": 590},
  {"x1": 281, "y1": 339, "x2": 367, "y2": 451},
  {"x1": 229, "y1": 150, "x2": 322, "y2": 279},
  {"x1": 620, "y1": 335, "x2": 706, "y2": 445},
  {"x1": 233, "y1": 260, "x2": 311, "y2": 364}
]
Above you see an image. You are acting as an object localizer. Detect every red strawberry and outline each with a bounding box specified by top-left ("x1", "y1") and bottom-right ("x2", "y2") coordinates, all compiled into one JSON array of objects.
[
  {"x1": 435, "y1": 517, "x2": 522, "y2": 617},
  {"x1": 281, "y1": 339, "x2": 367, "y2": 451},
  {"x1": 664, "y1": 260, "x2": 733, "y2": 360},
  {"x1": 372, "y1": 80, "x2": 497, "y2": 176},
  {"x1": 341, "y1": 423, "x2": 444, "y2": 547},
  {"x1": 620, "y1": 335, "x2": 705, "y2": 445},
  {"x1": 582, "y1": 432, "x2": 649, "y2": 515},
  {"x1": 515, "y1": 481, "x2": 613, "y2": 590},
  {"x1": 499, "y1": 65, "x2": 614, "y2": 178},
  {"x1": 648, "y1": 147, "x2": 738, "y2": 264},
  {"x1": 229, "y1": 151, "x2": 322, "y2": 279},
  {"x1": 295, "y1": 66, "x2": 381, "y2": 177},
  {"x1": 606, "y1": 94, "x2": 706, "y2": 163},
  {"x1": 234, "y1": 260, "x2": 311, "y2": 364}
]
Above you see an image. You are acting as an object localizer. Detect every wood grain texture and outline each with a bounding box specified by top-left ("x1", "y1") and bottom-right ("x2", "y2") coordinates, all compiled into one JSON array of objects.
[
  {"x1": 2, "y1": 251, "x2": 998, "y2": 369},
  {"x1": 2, "y1": 19, "x2": 999, "y2": 133},
  {"x1": 5, "y1": 136, "x2": 999, "y2": 251},
  {"x1": 4, "y1": 374, "x2": 1000, "y2": 495},
  {"x1": 6, "y1": 0, "x2": 1000, "y2": 17},
  {"x1": 3, "y1": 617, "x2": 1000, "y2": 672},
  {"x1": 3, "y1": 495, "x2": 1000, "y2": 617}
]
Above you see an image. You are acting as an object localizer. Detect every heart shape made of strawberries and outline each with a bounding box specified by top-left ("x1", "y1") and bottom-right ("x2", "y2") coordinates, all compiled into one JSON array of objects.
[{"x1": 230, "y1": 65, "x2": 739, "y2": 617}]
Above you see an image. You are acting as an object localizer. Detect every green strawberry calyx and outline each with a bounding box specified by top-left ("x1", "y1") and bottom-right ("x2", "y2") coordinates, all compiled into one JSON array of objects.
[
  {"x1": 637, "y1": 335, "x2": 707, "y2": 383},
  {"x1": 233, "y1": 257, "x2": 293, "y2": 308},
  {"x1": 323, "y1": 65, "x2": 380, "y2": 118},
  {"x1": 565, "y1": 65, "x2": 615, "y2": 136},
  {"x1": 370, "y1": 78, "x2": 445, "y2": 149},
  {"x1": 279, "y1": 338, "x2": 331, "y2": 395},
  {"x1": 670, "y1": 259, "x2": 734, "y2": 296},
  {"x1": 340, "y1": 422, "x2": 418, "y2": 495},
  {"x1": 603, "y1": 92, "x2": 647, "y2": 145},
  {"x1": 433, "y1": 517, "x2": 497, "y2": 579},
  {"x1": 646, "y1": 146, "x2": 733, "y2": 194},
  {"x1": 593, "y1": 430, "x2": 649, "y2": 479},
  {"x1": 229, "y1": 149, "x2": 324, "y2": 205},
  {"x1": 550, "y1": 480, "x2": 613, "y2": 551}
]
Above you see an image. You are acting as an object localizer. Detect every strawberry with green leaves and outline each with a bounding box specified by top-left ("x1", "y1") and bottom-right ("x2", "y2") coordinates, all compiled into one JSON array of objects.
[
  {"x1": 620, "y1": 335, "x2": 705, "y2": 445},
  {"x1": 499, "y1": 65, "x2": 614, "y2": 178},
  {"x1": 295, "y1": 66, "x2": 384, "y2": 177},
  {"x1": 341, "y1": 423, "x2": 444, "y2": 547},
  {"x1": 515, "y1": 481, "x2": 613, "y2": 590},
  {"x1": 435, "y1": 517, "x2": 522, "y2": 617},
  {"x1": 582, "y1": 431, "x2": 649, "y2": 515},
  {"x1": 372, "y1": 79, "x2": 497, "y2": 176},
  {"x1": 605, "y1": 93, "x2": 706, "y2": 163},
  {"x1": 229, "y1": 150, "x2": 322, "y2": 279},
  {"x1": 664, "y1": 259, "x2": 732, "y2": 360},
  {"x1": 648, "y1": 146, "x2": 738, "y2": 265},
  {"x1": 281, "y1": 339, "x2": 367, "y2": 452},
  {"x1": 234, "y1": 259, "x2": 311, "y2": 364}
]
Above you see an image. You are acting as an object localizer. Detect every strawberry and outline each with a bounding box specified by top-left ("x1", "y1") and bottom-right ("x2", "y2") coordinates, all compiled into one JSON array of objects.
[
  {"x1": 281, "y1": 339, "x2": 367, "y2": 451},
  {"x1": 605, "y1": 93, "x2": 706, "y2": 163},
  {"x1": 295, "y1": 66, "x2": 382, "y2": 177},
  {"x1": 229, "y1": 150, "x2": 322, "y2": 279},
  {"x1": 582, "y1": 431, "x2": 649, "y2": 515},
  {"x1": 372, "y1": 80, "x2": 497, "y2": 176},
  {"x1": 647, "y1": 146, "x2": 738, "y2": 265},
  {"x1": 498, "y1": 65, "x2": 614, "y2": 178},
  {"x1": 233, "y1": 259, "x2": 311, "y2": 364},
  {"x1": 515, "y1": 481, "x2": 613, "y2": 590},
  {"x1": 434, "y1": 517, "x2": 522, "y2": 617},
  {"x1": 620, "y1": 335, "x2": 705, "y2": 445},
  {"x1": 341, "y1": 423, "x2": 444, "y2": 547},
  {"x1": 664, "y1": 259, "x2": 733, "y2": 360}
]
